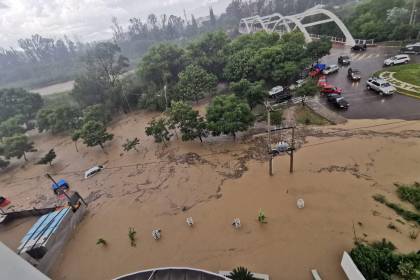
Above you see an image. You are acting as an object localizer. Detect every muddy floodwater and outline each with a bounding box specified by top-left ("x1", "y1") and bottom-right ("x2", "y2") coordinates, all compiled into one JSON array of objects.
[{"x1": 1, "y1": 111, "x2": 419, "y2": 280}]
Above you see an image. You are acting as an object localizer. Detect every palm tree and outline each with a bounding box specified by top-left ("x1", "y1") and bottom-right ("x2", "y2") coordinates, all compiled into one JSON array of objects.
[{"x1": 228, "y1": 267, "x2": 256, "y2": 280}]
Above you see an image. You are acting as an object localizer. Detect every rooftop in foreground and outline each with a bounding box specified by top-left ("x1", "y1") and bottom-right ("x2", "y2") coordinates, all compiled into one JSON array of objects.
[{"x1": 114, "y1": 267, "x2": 228, "y2": 280}]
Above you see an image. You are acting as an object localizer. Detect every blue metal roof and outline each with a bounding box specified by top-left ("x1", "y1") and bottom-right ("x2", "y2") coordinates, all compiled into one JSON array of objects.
[
  {"x1": 51, "y1": 179, "x2": 69, "y2": 191},
  {"x1": 19, "y1": 208, "x2": 70, "y2": 250}
]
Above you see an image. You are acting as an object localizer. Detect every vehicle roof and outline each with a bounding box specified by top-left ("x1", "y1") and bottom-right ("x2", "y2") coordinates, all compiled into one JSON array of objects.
[
  {"x1": 85, "y1": 166, "x2": 103, "y2": 174},
  {"x1": 394, "y1": 54, "x2": 409, "y2": 58},
  {"x1": 269, "y1": 86, "x2": 284, "y2": 96}
]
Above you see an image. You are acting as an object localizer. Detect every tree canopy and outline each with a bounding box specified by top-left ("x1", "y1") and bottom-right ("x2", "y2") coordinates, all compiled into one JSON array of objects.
[
  {"x1": 36, "y1": 106, "x2": 81, "y2": 134},
  {"x1": 168, "y1": 101, "x2": 208, "y2": 142},
  {"x1": 145, "y1": 118, "x2": 172, "y2": 144},
  {"x1": 230, "y1": 79, "x2": 267, "y2": 109},
  {"x1": 77, "y1": 120, "x2": 114, "y2": 151},
  {"x1": 177, "y1": 65, "x2": 217, "y2": 102},
  {"x1": 0, "y1": 88, "x2": 43, "y2": 124},
  {"x1": 0, "y1": 135, "x2": 36, "y2": 161},
  {"x1": 206, "y1": 94, "x2": 255, "y2": 140},
  {"x1": 37, "y1": 149, "x2": 57, "y2": 166}
]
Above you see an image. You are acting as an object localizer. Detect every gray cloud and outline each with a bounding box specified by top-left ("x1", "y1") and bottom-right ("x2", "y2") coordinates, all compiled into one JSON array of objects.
[{"x1": 0, "y1": 0, "x2": 231, "y2": 48}]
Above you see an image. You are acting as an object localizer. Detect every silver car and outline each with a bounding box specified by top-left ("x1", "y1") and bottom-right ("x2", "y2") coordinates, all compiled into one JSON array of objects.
[
  {"x1": 322, "y1": 64, "x2": 339, "y2": 75},
  {"x1": 366, "y1": 77, "x2": 396, "y2": 95}
]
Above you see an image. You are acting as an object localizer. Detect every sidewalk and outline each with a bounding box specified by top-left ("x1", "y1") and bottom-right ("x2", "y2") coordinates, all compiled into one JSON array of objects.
[{"x1": 305, "y1": 97, "x2": 347, "y2": 124}]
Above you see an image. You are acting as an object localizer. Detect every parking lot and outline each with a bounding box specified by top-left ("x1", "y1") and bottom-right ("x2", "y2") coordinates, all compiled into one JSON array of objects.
[{"x1": 319, "y1": 45, "x2": 420, "y2": 120}]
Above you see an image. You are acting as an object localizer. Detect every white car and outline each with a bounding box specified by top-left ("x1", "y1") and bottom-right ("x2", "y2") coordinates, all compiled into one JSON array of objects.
[
  {"x1": 84, "y1": 165, "x2": 104, "y2": 179},
  {"x1": 269, "y1": 86, "x2": 284, "y2": 97},
  {"x1": 289, "y1": 79, "x2": 306, "y2": 90},
  {"x1": 383, "y1": 54, "x2": 410, "y2": 66},
  {"x1": 322, "y1": 64, "x2": 339, "y2": 75},
  {"x1": 366, "y1": 77, "x2": 396, "y2": 95}
]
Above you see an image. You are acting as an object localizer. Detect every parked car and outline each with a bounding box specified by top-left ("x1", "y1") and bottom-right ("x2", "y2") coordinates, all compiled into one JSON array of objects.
[
  {"x1": 347, "y1": 68, "x2": 361, "y2": 81},
  {"x1": 351, "y1": 43, "x2": 367, "y2": 51},
  {"x1": 270, "y1": 141, "x2": 290, "y2": 156},
  {"x1": 289, "y1": 79, "x2": 306, "y2": 90},
  {"x1": 366, "y1": 77, "x2": 396, "y2": 95},
  {"x1": 269, "y1": 86, "x2": 292, "y2": 103},
  {"x1": 338, "y1": 55, "x2": 351, "y2": 65},
  {"x1": 400, "y1": 43, "x2": 420, "y2": 55},
  {"x1": 383, "y1": 54, "x2": 410, "y2": 66},
  {"x1": 327, "y1": 94, "x2": 349, "y2": 109},
  {"x1": 317, "y1": 75, "x2": 327, "y2": 87},
  {"x1": 321, "y1": 85, "x2": 343, "y2": 95},
  {"x1": 85, "y1": 165, "x2": 104, "y2": 179},
  {"x1": 322, "y1": 64, "x2": 339, "y2": 75}
]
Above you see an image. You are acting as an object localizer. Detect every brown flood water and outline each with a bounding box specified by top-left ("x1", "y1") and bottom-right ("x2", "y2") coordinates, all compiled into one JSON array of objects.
[{"x1": 1, "y1": 112, "x2": 419, "y2": 280}]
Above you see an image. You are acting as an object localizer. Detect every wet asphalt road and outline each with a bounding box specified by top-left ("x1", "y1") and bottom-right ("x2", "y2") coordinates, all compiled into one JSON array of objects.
[{"x1": 319, "y1": 45, "x2": 420, "y2": 120}]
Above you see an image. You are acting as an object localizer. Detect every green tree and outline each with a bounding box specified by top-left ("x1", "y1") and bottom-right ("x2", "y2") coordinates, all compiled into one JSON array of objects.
[
  {"x1": 82, "y1": 104, "x2": 111, "y2": 125},
  {"x1": 1, "y1": 135, "x2": 36, "y2": 161},
  {"x1": 71, "y1": 130, "x2": 81, "y2": 152},
  {"x1": 230, "y1": 79, "x2": 267, "y2": 109},
  {"x1": 0, "y1": 115, "x2": 25, "y2": 138},
  {"x1": 209, "y1": 7, "x2": 217, "y2": 27},
  {"x1": 186, "y1": 31, "x2": 230, "y2": 79},
  {"x1": 145, "y1": 118, "x2": 172, "y2": 144},
  {"x1": 295, "y1": 80, "x2": 320, "y2": 97},
  {"x1": 206, "y1": 94, "x2": 255, "y2": 140},
  {"x1": 138, "y1": 43, "x2": 186, "y2": 89},
  {"x1": 36, "y1": 106, "x2": 81, "y2": 134},
  {"x1": 0, "y1": 88, "x2": 43, "y2": 125},
  {"x1": 37, "y1": 149, "x2": 57, "y2": 166},
  {"x1": 78, "y1": 121, "x2": 114, "y2": 152},
  {"x1": 177, "y1": 65, "x2": 217, "y2": 102},
  {"x1": 224, "y1": 49, "x2": 256, "y2": 82},
  {"x1": 228, "y1": 267, "x2": 256, "y2": 280},
  {"x1": 306, "y1": 38, "x2": 332, "y2": 63},
  {"x1": 122, "y1": 138, "x2": 140, "y2": 152},
  {"x1": 72, "y1": 42, "x2": 129, "y2": 111},
  {"x1": 168, "y1": 101, "x2": 208, "y2": 142}
]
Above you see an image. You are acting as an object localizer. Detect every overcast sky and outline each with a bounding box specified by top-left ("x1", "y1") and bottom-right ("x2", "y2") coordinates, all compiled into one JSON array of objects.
[{"x1": 0, "y1": 0, "x2": 231, "y2": 48}]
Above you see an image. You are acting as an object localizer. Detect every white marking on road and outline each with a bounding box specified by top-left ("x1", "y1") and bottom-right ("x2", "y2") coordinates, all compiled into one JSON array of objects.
[
  {"x1": 358, "y1": 54, "x2": 367, "y2": 60},
  {"x1": 352, "y1": 54, "x2": 361, "y2": 60},
  {"x1": 366, "y1": 54, "x2": 373, "y2": 59},
  {"x1": 375, "y1": 54, "x2": 380, "y2": 58}
]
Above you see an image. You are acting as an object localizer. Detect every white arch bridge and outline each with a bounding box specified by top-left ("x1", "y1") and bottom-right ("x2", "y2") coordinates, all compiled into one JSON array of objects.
[{"x1": 239, "y1": 6, "x2": 356, "y2": 46}]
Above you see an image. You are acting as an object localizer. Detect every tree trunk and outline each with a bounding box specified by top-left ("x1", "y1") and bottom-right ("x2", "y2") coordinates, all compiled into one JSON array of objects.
[
  {"x1": 232, "y1": 132, "x2": 236, "y2": 142},
  {"x1": 199, "y1": 135, "x2": 203, "y2": 143},
  {"x1": 49, "y1": 161, "x2": 52, "y2": 166},
  {"x1": 74, "y1": 141, "x2": 79, "y2": 152},
  {"x1": 99, "y1": 143, "x2": 106, "y2": 154},
  {"x1": 23, "y1": 152, "x2": 27, "y2": 161}
]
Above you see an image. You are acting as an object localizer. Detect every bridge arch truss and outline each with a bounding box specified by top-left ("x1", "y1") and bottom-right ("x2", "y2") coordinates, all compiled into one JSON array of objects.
[{"x1": 239, "y1": 6, "x2": 355, "y2": 46}]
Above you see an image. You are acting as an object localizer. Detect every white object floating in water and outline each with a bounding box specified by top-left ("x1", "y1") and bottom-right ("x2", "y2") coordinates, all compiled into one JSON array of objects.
[
  {"x1": 186, "y1": 217, "x2": 194, "y2": 226},
  {"x1": 232, "y1": 218, "x2": 241, "y2": 229},
  {"x1": 152, "y1": 229, "x2": 161, "y2": 240},
  {"x1": 297, "y1": 199, "x2": 305, "y2": 209}
]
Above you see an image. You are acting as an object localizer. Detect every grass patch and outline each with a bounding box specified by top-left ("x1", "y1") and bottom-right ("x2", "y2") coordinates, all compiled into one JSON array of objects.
[
  {"x1": 396, "y1": 182, "x2": 420, "y2": 210},
  {"x1": 376, "y1": 64, "x2": 420, "y2": 87},
  {"x1": 296, "y1": 106, "x2": 329, "y2": 126},
  {"x1": 373, "y1": 194, "x2": 420, "y2": 225}
]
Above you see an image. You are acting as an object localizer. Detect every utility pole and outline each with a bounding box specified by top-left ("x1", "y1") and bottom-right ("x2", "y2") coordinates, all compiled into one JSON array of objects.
[
  {"x1": 164, "y1": 84, "x2": 168, "y2": 111},
  {"x1": 410, "y1": 0, "x2": 417, "y2": 26},
  {"x1": 290, "y1": 127, "x2": 295, "y2": 174},
  {"x1": 265, "y1": 101, "x2": 273, "y2": 176}
]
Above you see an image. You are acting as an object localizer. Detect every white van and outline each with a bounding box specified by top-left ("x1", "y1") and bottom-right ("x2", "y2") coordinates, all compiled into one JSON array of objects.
[{"x1": 84, "y1": 165, "x2": 104, "y2": 179}]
